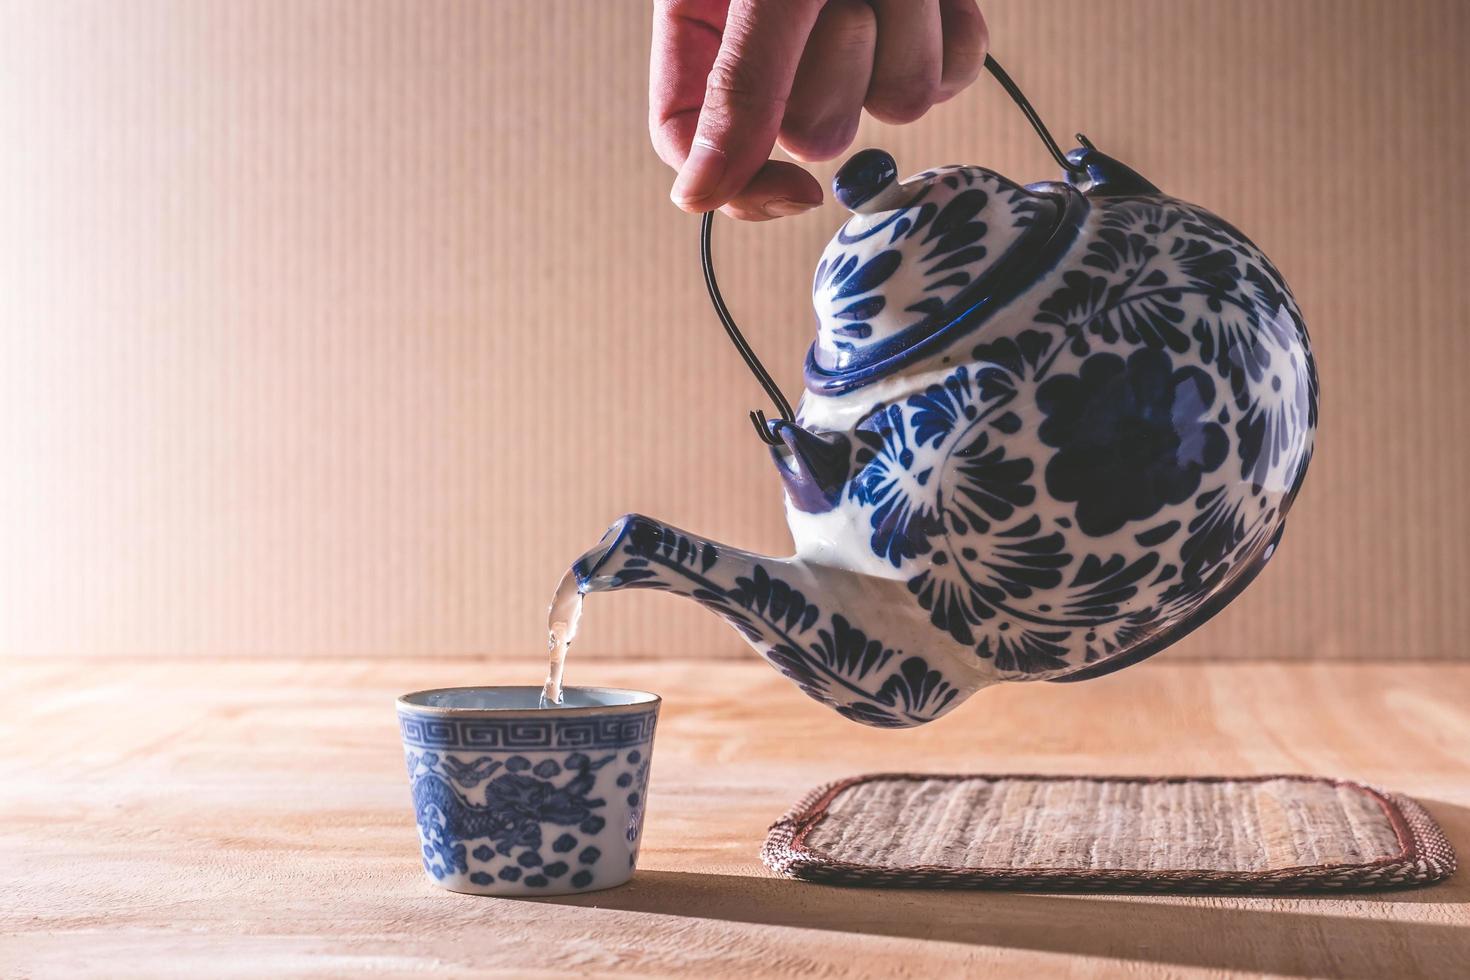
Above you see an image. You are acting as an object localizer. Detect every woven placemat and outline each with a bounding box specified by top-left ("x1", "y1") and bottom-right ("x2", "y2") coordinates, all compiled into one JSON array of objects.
[{"x1": 762, "y1": 774, "x2": 1457, "y2": 892}]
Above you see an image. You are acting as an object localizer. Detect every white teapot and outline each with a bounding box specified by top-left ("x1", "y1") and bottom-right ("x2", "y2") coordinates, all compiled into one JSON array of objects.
[{"x1": 572, "y1": 75, "x2": 1316, "y2": 728}]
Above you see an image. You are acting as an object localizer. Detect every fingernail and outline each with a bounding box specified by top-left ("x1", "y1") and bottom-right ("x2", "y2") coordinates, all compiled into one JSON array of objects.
[
  {"x1": 671, "y1": 137, "x2": 726, "y2": 209},
  {"x1": 762, "y1": 198, "x2": 819, "y2": 218}
]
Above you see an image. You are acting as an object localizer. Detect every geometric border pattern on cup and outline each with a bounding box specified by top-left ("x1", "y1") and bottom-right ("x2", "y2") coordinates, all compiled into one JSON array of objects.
[{"x1": 399, "y1": 708, "x2": 658, "y2": 751}]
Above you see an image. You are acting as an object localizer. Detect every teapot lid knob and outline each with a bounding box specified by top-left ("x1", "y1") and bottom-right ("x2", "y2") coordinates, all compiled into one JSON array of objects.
[{"x1": 833, "y1": 148, "x2": 905, "y2": 214}]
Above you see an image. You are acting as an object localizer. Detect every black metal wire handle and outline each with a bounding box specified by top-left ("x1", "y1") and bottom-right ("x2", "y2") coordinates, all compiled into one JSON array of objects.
[
  {"x1": 701, "y1": 53, "x2": 1089, "y2": 449},
  {"x1": 982, "y1": 55, "x2": 1090, "y2": 176},
  {"x1": 700, "y1": 210, "x2": 795, "y2": 446}
]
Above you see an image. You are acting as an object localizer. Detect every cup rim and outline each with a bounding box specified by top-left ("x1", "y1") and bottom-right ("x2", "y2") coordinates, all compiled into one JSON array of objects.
[{"x1": 396, "y1": 685, "x2": 660, "y2": 718}]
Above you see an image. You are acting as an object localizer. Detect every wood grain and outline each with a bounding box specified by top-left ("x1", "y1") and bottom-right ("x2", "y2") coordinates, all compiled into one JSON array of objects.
[
  {"x1": 1, "y1": 658, "x2": 1466, "y2": 978},
  {"x1": 1, "y1": 0, "x2": 1467, "y2": 660}
]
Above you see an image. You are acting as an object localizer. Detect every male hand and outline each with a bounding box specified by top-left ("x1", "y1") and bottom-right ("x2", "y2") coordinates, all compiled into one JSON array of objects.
[{"x1": 650, "y1": 0, "x2": 989, "y2": 220}]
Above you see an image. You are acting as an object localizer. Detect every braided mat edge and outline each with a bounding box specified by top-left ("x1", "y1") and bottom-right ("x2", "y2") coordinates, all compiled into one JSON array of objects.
[{"x1": 760, "y1": 773, "x2": 1457, "y2": 893}]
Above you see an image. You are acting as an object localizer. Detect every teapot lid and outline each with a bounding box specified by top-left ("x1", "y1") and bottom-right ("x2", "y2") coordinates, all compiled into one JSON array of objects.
[
  {"x1": 693, "y1": 55, "x2": 1163, "y2": 432},
  {"x1": 805, "y1": 149, "x2": 1090, "y2": 395}
]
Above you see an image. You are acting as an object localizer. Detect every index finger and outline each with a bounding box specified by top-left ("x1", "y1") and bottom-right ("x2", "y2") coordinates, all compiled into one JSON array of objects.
[
  {"x1": 648, "y1": 0, "x2": 727, "y2": 171},
  {"x1": 667, "y1": 0, "x2": 825, "y2": 212}
]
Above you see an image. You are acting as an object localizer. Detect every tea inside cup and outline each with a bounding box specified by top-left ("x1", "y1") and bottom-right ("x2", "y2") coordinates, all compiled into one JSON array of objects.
[{"x1": 397, "y1": 685, "x2": 660, "y2": 897}]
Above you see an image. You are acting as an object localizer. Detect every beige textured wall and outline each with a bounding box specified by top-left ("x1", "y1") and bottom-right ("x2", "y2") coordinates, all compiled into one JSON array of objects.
[{"x1": 2, "y1": 0, "x2": 1466, "y2": 661}]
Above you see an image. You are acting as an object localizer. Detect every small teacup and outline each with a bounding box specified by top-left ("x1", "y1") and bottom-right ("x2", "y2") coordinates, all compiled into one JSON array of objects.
[{"x1": 396, "y1": 686, "x2": 660, "y2": 896}]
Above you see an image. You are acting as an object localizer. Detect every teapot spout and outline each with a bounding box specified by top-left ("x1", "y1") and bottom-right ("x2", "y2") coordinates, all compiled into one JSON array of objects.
[
  {"x1": 572, "y1": 513, "x2": 740, "y2": 595},
  {"x1": 573, "y1": 514, "x2": 977, "y2": 728}
]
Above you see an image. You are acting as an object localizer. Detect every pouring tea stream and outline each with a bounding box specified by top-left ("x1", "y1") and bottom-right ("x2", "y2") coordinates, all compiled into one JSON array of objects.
[{"x1": 549, "y1": 58, "x2": 1316, "y2": 726}]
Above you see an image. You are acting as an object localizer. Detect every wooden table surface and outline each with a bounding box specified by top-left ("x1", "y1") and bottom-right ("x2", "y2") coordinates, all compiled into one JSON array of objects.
[{"x1": 1, "y1": 658, "x2": 1466, "y2": 978}]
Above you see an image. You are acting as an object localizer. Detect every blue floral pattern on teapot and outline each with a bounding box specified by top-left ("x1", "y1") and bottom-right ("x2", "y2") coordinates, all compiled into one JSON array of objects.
[{"x1": 573, "y1": 147, "x2": 1316, "y2": 728}]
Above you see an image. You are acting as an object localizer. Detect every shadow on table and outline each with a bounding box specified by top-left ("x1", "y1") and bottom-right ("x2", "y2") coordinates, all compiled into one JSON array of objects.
[{"x1": 532, "y1": 798, "x2": 1467, "y2": 978}]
